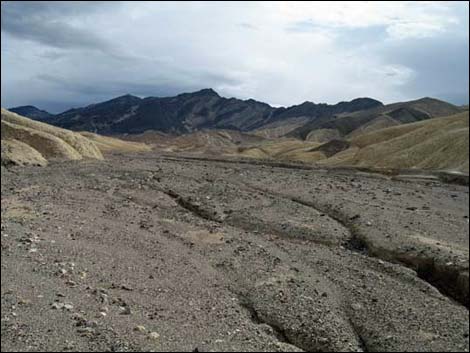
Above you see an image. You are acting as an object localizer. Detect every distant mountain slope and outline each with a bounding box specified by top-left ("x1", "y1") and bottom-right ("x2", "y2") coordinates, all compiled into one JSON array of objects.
[
  {"x1": 289, "y1": 97, "x2": 462, "y2": 141},
  {"x1": 127, "y1": 129, "x2": 267, "y2": 156},
  {"x1": 229, "y1": 111, "x2": 469, "y2": 173},
  {"x1": 338, "y1": 111, "x2": 469, "y2": 172},
  {"x1": 33, "y1": 89, "x2": 383, "y2": 135},
  {"x1": 9, "y1": 105, "x2": 54, "y2": 122},
  {"x1": 49, "y1": 89, "x2": 275, "y2": 134}
]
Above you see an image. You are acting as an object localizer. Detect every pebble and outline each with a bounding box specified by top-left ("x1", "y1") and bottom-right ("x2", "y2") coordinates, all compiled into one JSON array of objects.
[
  {"x1": 51, "y1": 302, "x2": 74, "y2": 311},
  {"x1": 351, "y1": 303, "x2": 363, "y2": 311},
  {"x1": 148, "y1": 332, "x2": 160, "y2": 340},
  {"x1": 77, "y1": 327, "x2": 95, "y2": 335},
  {"x1": 63, "y1": 303, "x2": 74, "y2": 311},
  {"x1": 119, "y1": 306, "x2": 131, "y2": 315},
  {"x1": 134, "y1": 325, "x2": 147, "y2": 333}
]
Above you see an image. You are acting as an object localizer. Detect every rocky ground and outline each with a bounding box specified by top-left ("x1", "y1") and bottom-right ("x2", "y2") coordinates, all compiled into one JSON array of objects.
[{"x1": 1, "y1": 152, "x2": 469, "y2": 352}]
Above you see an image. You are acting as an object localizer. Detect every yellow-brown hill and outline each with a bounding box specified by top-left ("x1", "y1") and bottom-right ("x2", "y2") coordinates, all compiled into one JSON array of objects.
[{"x1": 1, "y1": 109, "x2": 150, "y2": 167}]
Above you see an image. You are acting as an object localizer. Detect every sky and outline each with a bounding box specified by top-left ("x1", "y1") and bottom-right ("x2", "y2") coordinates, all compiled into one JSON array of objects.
[{"x1": 1, "y1": 1, "x2": 469, "y2": 113}]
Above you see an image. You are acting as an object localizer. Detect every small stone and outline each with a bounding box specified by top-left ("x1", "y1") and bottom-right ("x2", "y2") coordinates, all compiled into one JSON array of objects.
[
  {"x1": 51, "y1": 302, "x2": 64, "y2": 310},
  {"x1": 119, "y1": 306, "x2": 131, "y2": 315},
  {"x1": 366, "y1": 221, "x2": 372, "y2": 227},
  {"x1": 63, "y1": 303, "x2": 74, "y2": 311},
  {"x1": 148, "y1": 332, "x2": 160, "y2": 340},
  {"x1": 351, "y1": 303, "x2": 363, "y2": 311},
  {"x1": 134, "y1": 325, "x2": 147, "y2": 333},
  {"x1": 77, "y1": 327, "x2": 95, "y2": 335}
]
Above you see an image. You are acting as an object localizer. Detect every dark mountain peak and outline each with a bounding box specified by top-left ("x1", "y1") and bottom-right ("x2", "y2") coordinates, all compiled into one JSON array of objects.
[
  {"x1": 81, "y1": 94, "x2": 142, "y2": 110},
  {"x1": 336, "y1": 97, "x2": 383, "y2": 111},
  {"x1": 348, "y1": 97, "x2": 383, "y2": 106},
  {"x1": 8, "y1": 105, "x2": 53, "y2": 121},
  {"x1": 413, "y1": 97, "x2": 447, "y2": 104},
  {"x1": 299, "y1": 101, "x2": 316, "y2": 106},
  {"x1": 108, "y1": 94, "x2": 142, "y2": 103},
  {"x1": 11, "y1": 104, "x2": 35, "y2": 110},
  {"x1": 243, "y1": 98, "x2": 272, "y2": 108},
  {"x1": 190, "y1": 88, "x2": 220, "y2": 97}
]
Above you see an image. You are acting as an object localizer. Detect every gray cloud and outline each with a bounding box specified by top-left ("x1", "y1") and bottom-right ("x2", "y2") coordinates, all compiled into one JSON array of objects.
[
  {"x1": 1, "y1": 1, "x2": 115, "y2": 51},
  {"x1": 378, "y1": 34, "x2": 469, "y2": 105},
  {"x1": 1, "y1": 1, "x2": 469, "y2": 112}
]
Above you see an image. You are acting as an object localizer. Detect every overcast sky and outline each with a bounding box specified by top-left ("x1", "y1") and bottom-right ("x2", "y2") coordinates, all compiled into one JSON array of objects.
[{"x1": 1, "y1": 1, "x2": 469, "y2": 113}]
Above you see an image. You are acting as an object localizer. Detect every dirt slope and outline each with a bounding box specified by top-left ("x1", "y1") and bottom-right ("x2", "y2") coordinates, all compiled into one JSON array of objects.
[
  {"x1": 226, "y1": 112, "x2": 469, "y2": 174},
  {"x1": 1, "y1": 108, "x2": 103, "y2": 165},
  {"x1": 1, "y1": 109, "x2": 151, "y2": 166},
  {"x1": 329, "y1": 111, "x2": 469, "y2": 172}
]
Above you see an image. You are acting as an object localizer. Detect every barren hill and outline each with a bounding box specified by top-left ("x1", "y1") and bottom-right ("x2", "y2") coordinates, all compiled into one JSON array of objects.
[
  {"x1": 335, "y1": 111, "x2": 470, "y2": 172},
  {"x1": 1, "y1": 109, "x2": 149, "y2": 167},
  {"x1": 230, "y1": 112, "x2": 469, "y2": 173},
  {"x1": 288, "y1": 97, "x2": 462, "y2": 142}
]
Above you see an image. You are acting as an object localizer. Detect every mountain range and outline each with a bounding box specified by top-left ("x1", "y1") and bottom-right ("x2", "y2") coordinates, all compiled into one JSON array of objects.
[{"x1": 9, "y1": 89, "x2": 463, "y2": 141}]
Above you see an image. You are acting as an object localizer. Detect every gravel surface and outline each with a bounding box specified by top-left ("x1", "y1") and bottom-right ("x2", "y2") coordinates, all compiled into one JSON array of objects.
[{"x1": 1, "y1": 153, "x2": 469, "y2": 352}]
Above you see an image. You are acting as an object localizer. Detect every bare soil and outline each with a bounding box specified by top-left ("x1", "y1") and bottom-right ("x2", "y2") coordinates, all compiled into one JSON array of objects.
[{"x1": 1, "y1": 152, "x2": 469, "y2": 352}]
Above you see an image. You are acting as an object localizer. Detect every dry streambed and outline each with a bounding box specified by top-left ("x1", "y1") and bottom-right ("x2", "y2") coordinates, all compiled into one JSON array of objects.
[{"x1": 1, "y1": 155, "x2": 469, "y2": 352}]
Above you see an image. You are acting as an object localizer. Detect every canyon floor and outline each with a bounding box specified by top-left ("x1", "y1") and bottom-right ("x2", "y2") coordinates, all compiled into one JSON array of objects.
[{"x1": 1, "y1": 152, "x2": 469, "y2": 352}]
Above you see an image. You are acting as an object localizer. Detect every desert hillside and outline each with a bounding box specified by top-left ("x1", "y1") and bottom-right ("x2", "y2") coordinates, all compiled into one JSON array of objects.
[
  {"x1": 1, "y1": 109, "x2": 149, "y2": 167},
  {"x1": 323, "y1": 111, "x2": 469, "y2": 173},
  {"x1": 224, "y1": 112, "x2": 469, "y2": 173}
]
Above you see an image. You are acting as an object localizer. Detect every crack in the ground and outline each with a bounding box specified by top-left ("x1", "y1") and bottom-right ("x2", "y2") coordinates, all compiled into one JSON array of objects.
[
  {"x1": 162, "y1": 189, "x2": 222, "y2": 223},
  {"x1": 346, "y1": 317, "x2": 369, "y2": 352},
  {"x1": 235, "y1": 293, "x2": 304, "y2": 352},
  {"x1": 242, "y1": 183, "x2": 469, "y2": 309},
  {"x1": 155, "y1": 176, "x2": 468, "y2": 308},
  {"x1": 283, "y1": 195, "x2": 368, "y2": 253}
]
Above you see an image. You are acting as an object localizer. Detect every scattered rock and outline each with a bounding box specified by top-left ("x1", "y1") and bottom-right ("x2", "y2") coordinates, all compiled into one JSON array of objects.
[
  {"x1": 119, "y1": 306, "x2": 131, "y2": 315},
  {"x1": 134, "y1": 325, "x2": 147, "y2": 333},
  {"x1": 77, "y1": 327, "x2": 95, "y2": 336},
  {"x1": 51, "y1": 302, "x2": 74, "y2": 311},
  {"x1": 148, "y1": 331, "x2": 160, "y2": 340}
]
